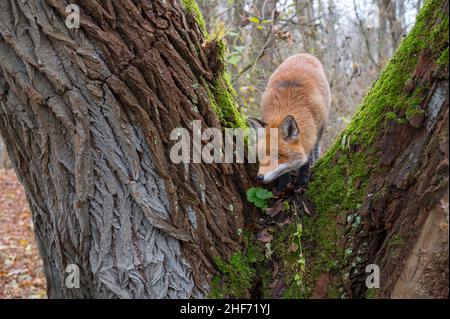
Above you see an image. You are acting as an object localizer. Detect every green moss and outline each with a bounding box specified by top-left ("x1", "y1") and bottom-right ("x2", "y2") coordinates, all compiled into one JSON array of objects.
[
  {"x1": 209, "y1": 252, "x2": 255, "y2": 298},
  {"x1": 429, "y1": 12, "x2": 448, "y2": 55},
  {"x1": 182, "y1": 2, "x2": 247, "y2": 129},
  {"x1": 271, "y1": 223, "x2": 308, "y2": 298},
  {"x1": 209, "y1": 232, "x2": 265, "y2": 298},
  {"x1": 385, "y1": 111, "x2": 407, "y2": 124},
  {"x1": 327, "y1": 285, "x2": 343, "y2": 299},
  {"x1": 209, "y1": 71, "x2": 248, "y2": 129},
  {"x1": 300, "y1": 148, "x2": 370, "y2": 290},
  {"x1": 182, "y1": 0, "x2": 208, "y2": 36},
  {"x1": 437, "y1": 47, "x2": 449, "y2": 67},
  {"x1": 302, "y1": 0, "x2": 449, "y2": 297},
  {"x1": 212, "y1": 40, "x2": 247, "y2": 129},
  {"x1": 385, "y1": 111, "x2": 398, "y2": 121},
  {"x1": 405, "y1": 105, "x2": 424, "y2": 121},
  {"x1": 365, "y1": 288, "x2": 378, "y2": 299}
]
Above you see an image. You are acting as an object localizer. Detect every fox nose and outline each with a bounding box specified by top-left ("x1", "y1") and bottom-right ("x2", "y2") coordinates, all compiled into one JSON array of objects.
[{"x1": 256, "y1": 174, "x2": 264, "y2": 182}]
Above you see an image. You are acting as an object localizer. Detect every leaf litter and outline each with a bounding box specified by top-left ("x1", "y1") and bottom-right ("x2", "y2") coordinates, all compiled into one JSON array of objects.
[{"x1": 0, "y1": 170, "x2": 46, "y2": 298}]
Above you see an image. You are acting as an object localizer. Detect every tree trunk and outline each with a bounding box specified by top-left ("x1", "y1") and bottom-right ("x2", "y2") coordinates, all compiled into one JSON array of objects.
[
  {"x1": 220, "y1": 0, "x2": 448, "y2": 299},
  {"x1": 304, "y1": 0, "x2": 448, "y2": 298},
  {"x1": 297, "y1": 0, "x2": 318, "y2": 54},
  {"x1": 0, "y1": 0, "x2": 256, "y2": 298},
  {"x1": 249, "y1": 0, "x2": 278, "y2": 68}
]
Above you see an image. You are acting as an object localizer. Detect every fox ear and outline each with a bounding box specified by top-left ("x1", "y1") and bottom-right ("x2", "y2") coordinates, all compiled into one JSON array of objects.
[
  {"x1": 280, "y1": 115, "x2": 300, "y2": 141},
  {"x1": 247, "y1": 117, "x2": 266, "y2": 130}
]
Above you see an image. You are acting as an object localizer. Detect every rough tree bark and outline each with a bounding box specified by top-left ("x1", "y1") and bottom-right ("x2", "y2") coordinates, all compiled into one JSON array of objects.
[{"x1": 0, "y1": 0, "x2": 256, "y2": 298}]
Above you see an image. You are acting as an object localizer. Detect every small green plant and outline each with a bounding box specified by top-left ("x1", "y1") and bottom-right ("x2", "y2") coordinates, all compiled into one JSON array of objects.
[
  {"x1": 264, "y1": 242, "x2": 274, "y2": 259},
  {"x1": 292, "y1": 210, "x2": 307, "y2": 297},
  {"x1": 246, "y1": 187, "x2": 275, "y2": 209}
]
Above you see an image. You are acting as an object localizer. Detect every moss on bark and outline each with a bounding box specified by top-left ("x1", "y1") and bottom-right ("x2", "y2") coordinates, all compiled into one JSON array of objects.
[
  {"x1": 182, "y1": 0, "x2": 208, "y2": 36},
  {"x1": 182, "y1": 0, "x2": 247, "y2": 129},
  {"x1": 301, "y1": 0, "x2": 449, "y2": 297}
]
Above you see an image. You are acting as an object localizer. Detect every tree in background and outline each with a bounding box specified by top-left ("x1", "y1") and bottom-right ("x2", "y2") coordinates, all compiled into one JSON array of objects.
[{"x1": 201, "y1": 0, "x2": 424, "y2": 150}]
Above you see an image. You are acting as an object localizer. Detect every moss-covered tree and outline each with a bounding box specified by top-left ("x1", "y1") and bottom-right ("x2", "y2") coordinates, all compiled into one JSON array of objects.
[
  {"x1": 210, "y1": 0, "x2": 448, "y2": 299},
  {"x1": 305, "y1": 0, "x2": 448, "y2": 298},
  {"x1": 0, "y1": 0, "x2": 256, "y2": 298}
]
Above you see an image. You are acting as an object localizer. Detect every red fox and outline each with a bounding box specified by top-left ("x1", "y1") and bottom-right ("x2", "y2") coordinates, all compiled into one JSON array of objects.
[{"x1": 248, "y1": 53, "x2": 331, "y2": 186}]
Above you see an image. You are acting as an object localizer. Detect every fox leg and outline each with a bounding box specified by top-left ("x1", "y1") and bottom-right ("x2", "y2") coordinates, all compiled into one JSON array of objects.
[
  {"x1": 297, "y1": 130, "x2": 322, "y2": 187},
  {"x1": 313, "y1": 141, "x2": 321, "y2": 162},
  {"x1": 313, "y1": 126, "x2": 323, "y2": 162},
  {"x1": 276, "y1": 173, "x2": 291, "y2": 192},
  {"x1": 296, "y1": 159, "x2": 311, "y2": 187}
]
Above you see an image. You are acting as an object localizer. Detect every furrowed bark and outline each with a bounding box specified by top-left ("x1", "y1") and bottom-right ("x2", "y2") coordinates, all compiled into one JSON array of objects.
[{"x1": 0, "y1": 0, "x2": 255, "y2": 298}]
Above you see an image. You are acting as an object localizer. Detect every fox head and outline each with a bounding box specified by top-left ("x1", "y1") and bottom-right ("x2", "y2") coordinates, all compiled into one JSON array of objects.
[{"x1": 248, "y1": 115, "x2": 309, "y2": 184}]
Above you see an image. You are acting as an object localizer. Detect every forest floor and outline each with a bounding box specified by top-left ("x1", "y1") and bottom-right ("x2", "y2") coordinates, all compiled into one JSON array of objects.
[
  {"x1": 0, "y1": 169, "x2": 46, "y2": 298},
  {"x1": 0, "y1": 168, "x2": 446, "y2": 299}
]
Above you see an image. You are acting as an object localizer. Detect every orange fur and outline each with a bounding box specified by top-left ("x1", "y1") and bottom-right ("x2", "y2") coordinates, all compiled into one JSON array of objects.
[{"x1": 256, "y1": 54, "x2": 331, "y2": 180}]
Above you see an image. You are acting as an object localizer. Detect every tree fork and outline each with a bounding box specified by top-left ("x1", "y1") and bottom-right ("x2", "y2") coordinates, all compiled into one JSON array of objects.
[
  {"x1": 0, "y1": 0, "x2": 256, "y2": 298},
  {"x1": 211, "y1": 0, "x2": 448, "y2": 299}
]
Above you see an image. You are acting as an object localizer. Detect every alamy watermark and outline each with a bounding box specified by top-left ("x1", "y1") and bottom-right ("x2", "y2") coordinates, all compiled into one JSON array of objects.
[
  {"x1": 65, "y1": 264, "x2": 80, "y2": 289},
  {"x1": 169, "y1": 120, "x2": 278, "y2": 165},
  {"x1": 65, "y1": 4, "x2": 80, "y2": 29},
  {"x1": 365, "y1": 264, "x2": 380, "y2": 289}
]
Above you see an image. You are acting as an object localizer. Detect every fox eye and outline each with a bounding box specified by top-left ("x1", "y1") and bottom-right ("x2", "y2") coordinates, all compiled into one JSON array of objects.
[{"x1": 277, "y1": 154, "x2": 282, "y2": 160}]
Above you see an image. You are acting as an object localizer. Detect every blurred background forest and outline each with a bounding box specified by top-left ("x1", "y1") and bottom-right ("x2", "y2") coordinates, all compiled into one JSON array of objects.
[
  {"x1": 198, "y1": 0, "x2": 422, "y2": 148},
  {"x1": 0, "y1": 0, "x2": 423, "y2": 298}
]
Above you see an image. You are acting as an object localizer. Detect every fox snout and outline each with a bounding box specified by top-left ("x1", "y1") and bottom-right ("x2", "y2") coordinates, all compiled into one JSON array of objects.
[
  {"x1": 249, "y1": 115, "x2": 308, "y2": 184},
  {"x1": 256, "y1": 159, "x2": 305, "y2": 184}
]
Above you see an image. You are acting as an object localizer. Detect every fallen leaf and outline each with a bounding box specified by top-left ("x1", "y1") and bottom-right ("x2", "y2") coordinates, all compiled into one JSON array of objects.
[
  {"x1": 19, "y1": 239, "x2": 28, "y2": 246},
  {"x1": 289, "y1": 242, "x2": 298, "y2": 253},
  {"x1": 266, "y1": 199, "x2": 284, "y2": 217},
  {"x1": 257, "y1": 229, "x2": 273, "y2": 243},
  {"x1": 0, "y1": 170, "x2": 46, "y2": 298}
]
